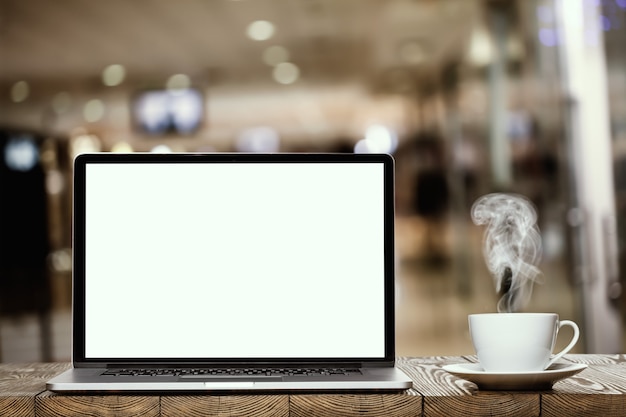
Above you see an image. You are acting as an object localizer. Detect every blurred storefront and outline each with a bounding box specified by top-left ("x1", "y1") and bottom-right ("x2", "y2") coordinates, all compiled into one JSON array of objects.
[{"x1": 0, "y1": 0, "x2": 625, "y2": 361}]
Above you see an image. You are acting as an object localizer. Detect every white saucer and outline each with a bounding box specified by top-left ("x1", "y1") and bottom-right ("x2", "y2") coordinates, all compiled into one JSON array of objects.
[{"x1": 442, "y1": 362, "x2": 588, "y2": 390}]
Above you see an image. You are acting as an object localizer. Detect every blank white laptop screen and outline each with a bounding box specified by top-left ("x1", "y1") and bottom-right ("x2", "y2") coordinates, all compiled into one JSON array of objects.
[{"x1": 83, "y1": 162, "x2": 386, "y2": 359}]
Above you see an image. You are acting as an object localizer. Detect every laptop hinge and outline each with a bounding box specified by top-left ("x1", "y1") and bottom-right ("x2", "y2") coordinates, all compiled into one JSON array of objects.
[{"x1": 75, "y1": 362, "x2": 374, "y2": 369}]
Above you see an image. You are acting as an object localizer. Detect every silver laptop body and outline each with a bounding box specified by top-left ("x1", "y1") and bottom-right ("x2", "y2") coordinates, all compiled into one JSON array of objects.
[{"x1": 47, "y1": 152, "x2": 412, "y2": 392}]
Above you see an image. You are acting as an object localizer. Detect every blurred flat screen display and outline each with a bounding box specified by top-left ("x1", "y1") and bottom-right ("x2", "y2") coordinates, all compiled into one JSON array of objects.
[{"x1": 132, "y1": 88, "x2": 203, "y2": 136}]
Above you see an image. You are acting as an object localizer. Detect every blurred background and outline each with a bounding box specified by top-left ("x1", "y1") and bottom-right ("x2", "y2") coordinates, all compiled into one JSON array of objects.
[{"x1": 1, "y1": 0, "x2": 626, "y2": 362}]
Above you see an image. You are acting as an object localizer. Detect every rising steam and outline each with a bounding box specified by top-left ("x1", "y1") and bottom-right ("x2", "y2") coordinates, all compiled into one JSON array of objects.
[{"x1": 471, "y1": 193, "x2": 543, "y2": 313}]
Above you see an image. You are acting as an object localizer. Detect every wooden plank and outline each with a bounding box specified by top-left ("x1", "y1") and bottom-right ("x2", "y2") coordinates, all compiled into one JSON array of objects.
[
  {"x1": 426, "y1": 392, "x2": 539, "y2": 417},
  {"x1": 0, "y1": 397, "x2": 33, "y2": 417},
  {"x1": 289, "y1": 393, "x2": 420, "y2": 417},
  {"x1": 542, "y1": 365, "x2": 626, "y2": 417},
  {"x1": 0, "y1": 363, "x2": 69, "y2": 395},
  {"x1": 0, "y1": 363, "x2": 69, "y2": 417},
  {"x1": 543, "y1": 394, "x2": 626, "y2": 417},
  {"x1": 3, "y1": 357, "x2": 626, "y2": 417},
  {"x1": 403, "y1": 356, "x2": 540, "y2": 417},
  {"x1": 36, "y1": 392, "x2": 160, "y2": 417},
  {"x1": 161, "y1": 395, "x2": 289, "y2": 417},
  {"x1": 287, "y1": 358, "x2": 422, "y2": 416}
]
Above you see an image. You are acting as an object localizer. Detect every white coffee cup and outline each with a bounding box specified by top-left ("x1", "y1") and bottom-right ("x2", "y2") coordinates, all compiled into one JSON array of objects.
[{"x1": 468, "y1": 313, "x2": 580, "y2": 373}]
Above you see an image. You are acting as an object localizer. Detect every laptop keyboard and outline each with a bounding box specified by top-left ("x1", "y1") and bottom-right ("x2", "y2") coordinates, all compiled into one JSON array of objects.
[{"x1": 102, "y1": 368, "x2": 361, "y2": 377}]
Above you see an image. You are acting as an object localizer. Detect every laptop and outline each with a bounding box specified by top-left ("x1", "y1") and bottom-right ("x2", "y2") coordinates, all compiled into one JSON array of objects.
[{"x1": 47, "y1": 152, "x2": 412, "y2": 392}]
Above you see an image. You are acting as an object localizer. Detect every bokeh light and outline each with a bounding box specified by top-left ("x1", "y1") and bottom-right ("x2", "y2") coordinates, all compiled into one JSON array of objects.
[
  {"x1": 49, "y1": 249, "x2": 72, "y2": 273},
  {"x1": 10, "y1": 81, "x2": 30, "y2": 103},
  {"x1": 273, "y1": 62, "x2": 300, "y2": 84},
  {"x1": 102, "y1": 64, "x2": 126, "y2": 86},
  {"x1": 4, "y1": 135, "x2": 38, "y2": 171},
  {"x1": 247, "y1": 20, "x2": 275, "y2": 41},
  {"x1": 83, "y1": 99, "x2": 106, "y2": 122},
  {"x1": 467, "y1": 26, "x2": 492, "y2": 65},
  {"x1": 71, "y1": 133, "x2": 102, "y2": 156},
  {"x1": 236, "y1": 127, "x2": 280, "y2": 152},
  {"x1": 166, "y1": 74, "x2": 191, "y2": 91},
  {"x1": 150, "y1": 144, "x2": 173, "y2": 153},
  {"x1": 110, "y1": 141, "x2": 134, "y2": 153},
  {"x1": 354, "y1": 125, "x2": 398, "y2": 154},
  {"x1": 46, "y1": 170, "x2": 65, "y2": 195}
]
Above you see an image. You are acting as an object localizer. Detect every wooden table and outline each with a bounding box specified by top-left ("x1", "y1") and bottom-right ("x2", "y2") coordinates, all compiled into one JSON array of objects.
[{"x1": 1, "y1": 355, "x2": 625, "y2": 416}]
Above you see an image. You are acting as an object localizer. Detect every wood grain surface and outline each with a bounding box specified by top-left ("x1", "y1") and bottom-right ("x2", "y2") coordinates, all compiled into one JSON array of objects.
[
  {"x1": 161, "y1": 395, "x2": 289, "y2": 417},
  {"x1": 0, "y1": 363, "x2": 70, "y2": 417},
  {"x1": 542, "y1": 357, "x2": 626, "y2": 417},
  {"x1": 0, "y1": 356, "x2": 625, "y2": 416},
  {"x1": 36, "y1": 393, "x2": 160, "y2": 417},
  {"x1": 399, "y1": 356, "x2": 540, "y2": 417},
  {"x1": 289, "y1": 393, "x2": 420, "y2": 417}
]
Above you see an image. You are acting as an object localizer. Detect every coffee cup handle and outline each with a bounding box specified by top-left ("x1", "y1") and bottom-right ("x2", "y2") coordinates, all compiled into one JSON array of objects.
[{"x1": 546, "y1": 320, "x2": 580, "y2": 368}]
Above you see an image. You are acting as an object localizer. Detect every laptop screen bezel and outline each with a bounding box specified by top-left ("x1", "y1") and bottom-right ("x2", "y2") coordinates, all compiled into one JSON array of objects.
[{"x1": 72, "y1": 152, "x2": 396, "y2": 368}]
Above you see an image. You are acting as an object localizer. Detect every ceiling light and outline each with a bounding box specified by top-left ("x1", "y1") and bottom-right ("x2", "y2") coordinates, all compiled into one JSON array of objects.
[
  {"x1": 151, "y1": 144, "x2": 173, "y2": 153},
  {"x1": 236, "y1": 127, "x2": 280, "y2": 152},
  {"x1": 10, "y1": 81, "x2": 29, "y2": 103},
  {"x1": 467, "y1": 26, "x2": 493, "y2": 66},
  {"x1": 273, "y1": 62, "x2": 299, "y2": 84},
  {"x1": 84, "y1": 99, "x2": 105, "y2": 122},
  {"x1": 72, "y1": 134, "x2": 102, "y2": 156},
  {"x1": 166, "y1": 74, "x2": 191, "y2": 91},
  {"x1": 247, "y1": 20, "x2": 275, "y2": 41},
  {"x1": 365, "y1": 124, "x2": 398, "y2": 154},
  {"x1": 111, "y1": 142, "x2": 134, "y2": 153},
  {"x1": 102, "y1": 64, "x2": 126, "y2": 86}
]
